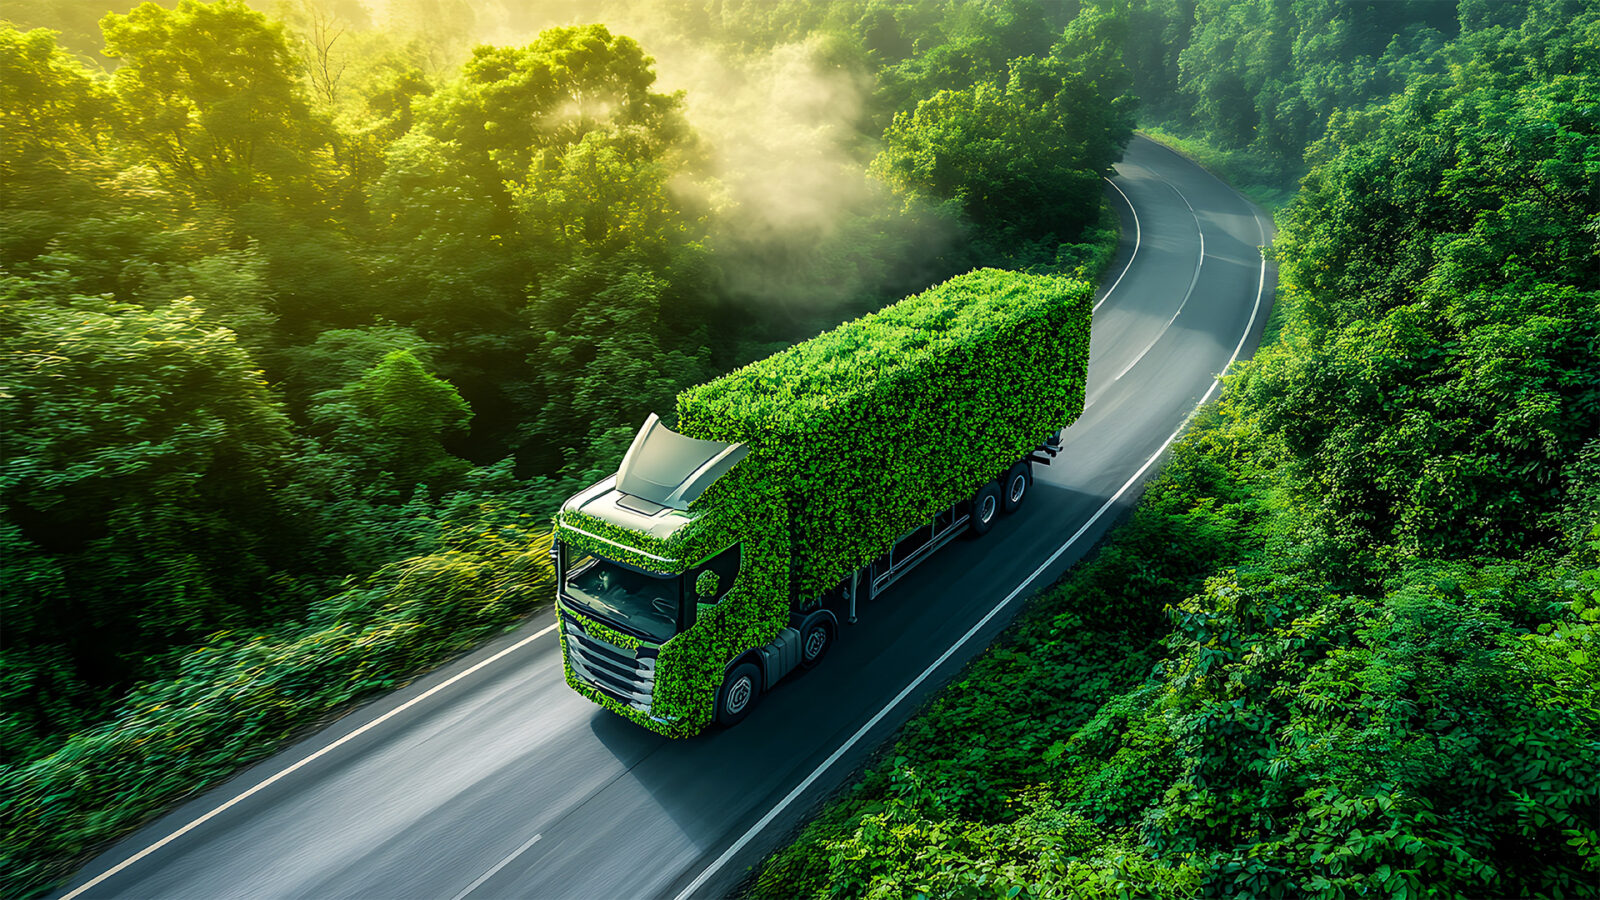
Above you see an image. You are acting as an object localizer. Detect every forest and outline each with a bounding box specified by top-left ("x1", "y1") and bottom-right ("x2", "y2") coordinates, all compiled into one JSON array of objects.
[
  {"x1": 1, "y1": 0, "x2": 1595, "y2": 896},
  {"x1": 1, "y1": 0, "x2": 1129, "y2": 893},
  {"x1": 754, "y1": 0, "x2": 1600, "y2": 897}
]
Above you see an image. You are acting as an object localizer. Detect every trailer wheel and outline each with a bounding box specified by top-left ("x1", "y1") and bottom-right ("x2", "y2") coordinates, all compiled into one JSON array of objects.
[
  {"x1": 716, "y1": 662, "x2": 762, "y2": 727},
  {"x1": 800, "y1": 618, "x2": 834, "y2": 669},
  {"x1": 1002, "y1": 462, "x2": 1031, "y2": 514},
  {"x1": 968, "y1": 481, "x2": 1001, "y2": 537}
]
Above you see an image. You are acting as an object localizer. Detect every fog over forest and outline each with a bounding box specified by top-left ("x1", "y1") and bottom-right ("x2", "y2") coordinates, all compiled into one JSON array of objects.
[{"x1": 382, "y1": 0, "x2": 943, "y2": 311}]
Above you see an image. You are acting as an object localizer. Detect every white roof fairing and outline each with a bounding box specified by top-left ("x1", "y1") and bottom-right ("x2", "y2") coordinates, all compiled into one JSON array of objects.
[
  {"x1": 557, "y1": 415, "x2": 749, "y2": 553},
  {"x1": 615, "y1": 413, "x2": 749, "y2": 510}
]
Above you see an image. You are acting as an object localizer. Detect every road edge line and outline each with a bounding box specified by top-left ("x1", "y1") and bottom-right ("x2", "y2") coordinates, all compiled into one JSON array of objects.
[{"x1": 1095, "y1": 176, "x2": 1141, "y2": 313}]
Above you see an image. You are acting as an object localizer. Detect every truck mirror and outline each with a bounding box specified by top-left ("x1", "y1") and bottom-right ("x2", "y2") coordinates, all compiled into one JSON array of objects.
[{"x1": 694, "y1": 570, "x2": 720, "y2": 599}]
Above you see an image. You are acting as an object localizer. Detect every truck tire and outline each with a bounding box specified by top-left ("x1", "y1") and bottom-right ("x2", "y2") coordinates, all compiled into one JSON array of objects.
[
  {"x1": 1002, "y1": 461, "x2": 1031, "y2": 514},
  {"x1": 800, "y1": 616, "x2": 834, "y2": 669},
  {"x1": 968, "y1": 481, "x2": 1001, "y2": 537},
  {"x1": 716, "y1": 662, "x2": 762, "y2": 727}
]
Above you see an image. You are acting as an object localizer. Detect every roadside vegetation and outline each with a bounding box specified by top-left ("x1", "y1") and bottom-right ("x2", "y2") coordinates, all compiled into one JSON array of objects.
[
  {"x1": 1, "y1": 1, "x2": 1130, "y2": 895},
  {"x1": 1131, "y1": 126, "x2": 1295, "y2": 213},
  {"x1": 756, "y1": 0, "x2": 1600, "y2": 896}
]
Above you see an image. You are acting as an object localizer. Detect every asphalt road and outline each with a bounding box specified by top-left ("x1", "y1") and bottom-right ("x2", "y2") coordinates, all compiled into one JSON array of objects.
[{"x1": 60, "y1": 136, "x2": 1276, "y2": 900}]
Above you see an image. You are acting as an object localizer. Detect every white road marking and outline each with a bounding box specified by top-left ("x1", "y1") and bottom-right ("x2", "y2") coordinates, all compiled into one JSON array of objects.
[
  {"x1": 449, "y1": 832, "x2": 544, "y2": 900},
  {"x1": 1168, "y1": 179, "x2": 1198, "y2": 213},
  {"x1": 1114, "y1": 182, "x2": 1205, "y2": 381},
  {"x1": 1230, "y1": 200, "x2": 1271, "y2": 373},
  {"x1": 61, "y1": 622, "x2": 563, "y2": 900},
  {"x1": 1113, "y1": 231, "x2": 1203, "y2": 382},
  {"x1": 1095, "y1": 176, "x2": 1141, "y2": 314},
  {"x1": 671, "y1": 181, "x2": 1273, "y2": 900},
  {"x1": 1080, "y1": 174, "x2": 1146, "y2": 416}
]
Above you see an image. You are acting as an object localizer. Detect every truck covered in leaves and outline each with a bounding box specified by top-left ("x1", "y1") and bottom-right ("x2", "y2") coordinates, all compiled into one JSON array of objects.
[{"x1": 552, "y1": 268, "x2": 1093, "y2": 736}]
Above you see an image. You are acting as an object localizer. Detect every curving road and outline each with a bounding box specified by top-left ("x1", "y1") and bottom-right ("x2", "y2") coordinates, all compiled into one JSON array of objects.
[{"x1": 60, "y1": 136, "x2": 1275, "y2": 900}]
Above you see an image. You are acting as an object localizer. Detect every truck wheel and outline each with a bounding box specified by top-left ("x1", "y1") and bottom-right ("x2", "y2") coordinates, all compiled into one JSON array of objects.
[
  {"x1": 968, "y1": 481, "x2": 1001, "y2": 537},
  {"x1": 800, "y1": 618, "x2": 834, "y2": 669},
  {"x1": 1002, "y1": 462, "x2": 1031, "y2": 514},
  {"x1": 716, "y1": 662, "x2": 762, "y2": 727}
]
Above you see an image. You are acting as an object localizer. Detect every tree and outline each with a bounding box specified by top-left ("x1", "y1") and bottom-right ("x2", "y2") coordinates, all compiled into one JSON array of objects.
[
  {"x1": 0, "y1": 26, "x2": 115, "y2": 271},
  {"x1": 872, "y1": 47, "x2": 1133, "y2": 245},
  {"x1": 274, "y1": 324, "x2": 436, "y2": 405},
  {"x1": 1173, "y1": 0, "x2": 1458, "y2": 165},
  {"x1": 512, "y1": 127, "x2": 699, "y2": 263},
  {"x1": 520, "y1": 264, "x2": 710, "y2": 473},
  {"x1": 365, "y1": 131, "x2": 515, "y2": 328},
  {"x1": 1246, "y1": 3, "x2": 1600, "y2": 561},
  {"x1": 0, "y1": 285, "x2": 307, "y2": 714},
  {"x1": 369, "y1": 23, "x2": 692, "y2": 325},
  {"x1": 101, "y1": 0, "x2": 328, "y2": 208},
  {"x1": 366, "y1": 24, "x2": 702, "y2": 467},
  {"x1": 877, "y1": 0, "x2": 1059, "y2": 111},
  {"x1": 0, "y1": 25, "x2": 108, "y2": 180},
  {"x1": 308, "y1": 349, "x2": 473, "y2": 492},
  {"x1": 288, "y1": 0, "x2": 358, "y2": 105},
  {"x1": 415, "y1": 24, "x2": 685, "y2": 198}
]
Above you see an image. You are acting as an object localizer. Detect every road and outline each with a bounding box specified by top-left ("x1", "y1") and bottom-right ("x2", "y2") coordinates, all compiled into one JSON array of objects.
[{"x1": 60, "y1": 135, "x2": 1276, "y2": 900}]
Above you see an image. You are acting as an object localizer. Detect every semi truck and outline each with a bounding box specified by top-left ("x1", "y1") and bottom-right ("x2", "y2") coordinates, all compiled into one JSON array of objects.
[{"x1": 552, "y1": 268, "x2": 1093, "y2": 736}]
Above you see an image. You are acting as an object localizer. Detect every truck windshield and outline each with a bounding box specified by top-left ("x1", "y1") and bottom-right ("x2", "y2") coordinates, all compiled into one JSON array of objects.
[{"x1": 563, "y1": 552, "x2": 681, "y2": 643}]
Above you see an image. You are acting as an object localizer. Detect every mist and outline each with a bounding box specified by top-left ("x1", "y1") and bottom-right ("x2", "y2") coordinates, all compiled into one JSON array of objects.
[
  {"x1": 341, "y1": 0, "x2": 962, "y2": 321},
  {"x1": 664, "y1": 34, "x2": 961, "y2": 320}
]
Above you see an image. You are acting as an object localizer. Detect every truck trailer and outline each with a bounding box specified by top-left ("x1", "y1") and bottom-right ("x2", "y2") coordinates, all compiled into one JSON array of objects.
[{"x1": 552, "y1": 268, "x2": 1093, "y2": 736}]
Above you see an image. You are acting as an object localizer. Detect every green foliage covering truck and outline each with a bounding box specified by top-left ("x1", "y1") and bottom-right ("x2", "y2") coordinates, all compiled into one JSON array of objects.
[{"x1": 552, "y1": 269, "x2": 1093, "y2": 736}]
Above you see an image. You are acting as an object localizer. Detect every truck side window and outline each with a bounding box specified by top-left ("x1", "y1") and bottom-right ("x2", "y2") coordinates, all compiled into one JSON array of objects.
[{"x1": 691, "y1": 544, "x2": 741, "y2": 605}]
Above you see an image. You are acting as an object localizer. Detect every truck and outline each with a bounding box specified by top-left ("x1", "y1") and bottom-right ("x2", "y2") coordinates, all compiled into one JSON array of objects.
[{"x1": 552, "y1": 268, "x2": 1093, "y2": 737}]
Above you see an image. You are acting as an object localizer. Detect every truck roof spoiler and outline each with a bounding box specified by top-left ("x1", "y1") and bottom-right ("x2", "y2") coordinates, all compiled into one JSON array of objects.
[{"x1": 615, "y1": 413, "x2": 749, "y2": 511}]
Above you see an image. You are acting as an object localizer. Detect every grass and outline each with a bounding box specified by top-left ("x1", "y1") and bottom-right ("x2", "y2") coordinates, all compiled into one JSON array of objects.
[{"x1": 1137, "y1": 125, "x2": 1302, "y2": 215}]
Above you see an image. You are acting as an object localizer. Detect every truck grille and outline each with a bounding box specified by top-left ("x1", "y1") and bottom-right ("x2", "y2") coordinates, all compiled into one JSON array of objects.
[{"x1": 560, "y1": 611, "x2": 656, "y2": 712}]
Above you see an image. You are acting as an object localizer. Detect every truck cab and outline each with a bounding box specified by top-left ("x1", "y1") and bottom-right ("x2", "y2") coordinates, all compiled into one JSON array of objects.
[{"x1": 552, "y1": 414, "x2": 790, "y2": 734}]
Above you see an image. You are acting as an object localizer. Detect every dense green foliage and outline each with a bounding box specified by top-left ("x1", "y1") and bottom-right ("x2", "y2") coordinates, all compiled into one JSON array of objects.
[
  {"x1": 1116, "y1": 0, "x2": 1462, "y2": 180},
  {"x1": 309, "y1": 348, "x2": 473, "y2": 492},
  {"x1": 2, "y1": 1, "x2": 1133, "y2": 893},
  {"x1": 678, "y1": 269, "x2": 1091, "y2": 598},
  {"x1": 873, "y1": 8, "x2": 1136, "y2": 245},
  {"x1": 2, "y1": 293, "x2": 305, "y2": 744},
  {"x1": 757, "y1": 1, "x2": 1600, "y2": 896}
]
